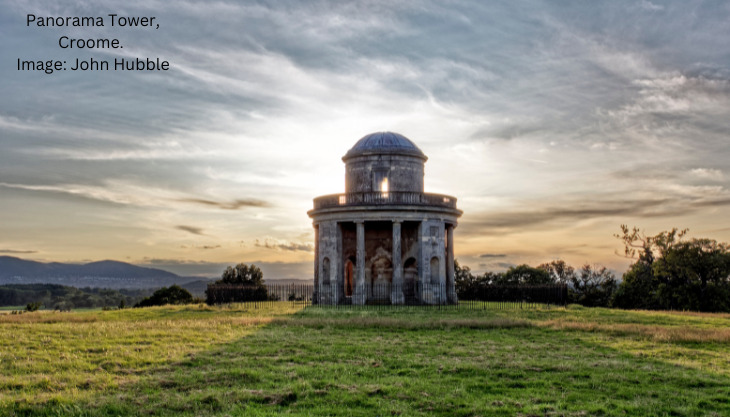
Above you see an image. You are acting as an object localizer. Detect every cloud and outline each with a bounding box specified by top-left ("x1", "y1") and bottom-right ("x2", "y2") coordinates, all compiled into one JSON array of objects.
[
  {"x1": 255, "y1": 239, "x2": 313, "y2": 252},
  {"x1": 639, "y1": 1, "x2": 664, "y2": 11},
  {"x1": 461, "y1": 198, "x2": 674, "y2": 234},
  {"x1": 600, "y1": 74, "x2": 730, "y2": 149},
  {"x1": 0, "y1": 181, "x2": 270, "y2": 213},
  {"x1": 480, "y1": 253, "x2": 507, "y2": 258},
  {"x1": 459, "y1": 195, "x2": 730, "y2": 237},
  {"x1": 690, "y1": 168, "x2": 724, "y2": 181},
  {"x1": 177, "y1": 198, "x2": 269, "y2": 210},
  {"x1": 692, "y1": 198, "x2": 730, "y2": 208},
  {"x1": 0, "y1": 249, "x2": 38, "y2": 254},
  {"x1": 478, "y1": 261, "x2": 516, "y2": 271},
  {"x1": 0, "y1": 182, "x2": 138, "y2": 206},
  {"x1": 176, "y1": 225, "x2": 205, "y2": 236},
  {"x1": 143, "y1": 258, "x2": 216, "y2": 265},
  {"x1": 180, "y1": 245, "x2": 221, "y2": 250}
]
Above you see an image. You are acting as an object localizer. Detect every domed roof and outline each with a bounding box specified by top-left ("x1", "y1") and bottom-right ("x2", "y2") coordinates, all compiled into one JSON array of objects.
[{"x1": 343, "y1": 132, "x2": 427, "y2": 161}]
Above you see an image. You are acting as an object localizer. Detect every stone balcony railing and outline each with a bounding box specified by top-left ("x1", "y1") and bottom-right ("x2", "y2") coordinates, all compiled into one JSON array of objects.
[{"x1": 312, "y1": 191, "x2": 458, "y2": 210}]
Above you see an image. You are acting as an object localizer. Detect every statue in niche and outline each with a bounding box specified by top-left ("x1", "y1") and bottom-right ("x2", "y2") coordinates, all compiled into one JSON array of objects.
[{"x1": 370, "y1": 247, "x2": 392, "y2": 289}]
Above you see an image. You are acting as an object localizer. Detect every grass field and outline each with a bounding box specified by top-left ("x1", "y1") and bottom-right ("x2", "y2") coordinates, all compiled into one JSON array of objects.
[{"x1": 1, "y1": 304, "x2": 729, "y2": 416}]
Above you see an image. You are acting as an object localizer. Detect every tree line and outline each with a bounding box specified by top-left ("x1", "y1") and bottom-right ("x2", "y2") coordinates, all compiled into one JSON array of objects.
[
  {"x1": 456, "y1": 225, "x2": 730, "y2": 312},
  {"x1": 0, "y1": 284, "x2": 153, "y2": 310},
  {"x1": 9, "y1": 225, "x2": 727, "y2": 312}
]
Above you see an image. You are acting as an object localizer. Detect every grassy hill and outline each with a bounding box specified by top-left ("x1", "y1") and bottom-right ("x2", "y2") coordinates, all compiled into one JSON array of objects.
[{"x1": 1, "y1": 304, "x2": 729, "y2": 416}]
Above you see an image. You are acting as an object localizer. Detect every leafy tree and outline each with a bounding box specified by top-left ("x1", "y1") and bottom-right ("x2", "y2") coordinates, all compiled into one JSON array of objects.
[
  {"x1": 219, "y1": 263, "x2": 264, "y2": 286},
  {"x1": 454, "y1": 261, "x2": 510, "y2": 300},
  {"x1": 614, "y1": 224, "x2": 688, "y2": 264},
  {"x1": 569, "y1": 264, "x2": 617, "y2": 307},
  {"x1": 613, "y1": 225, "x2": 730, "y2": 312},
  {"x1": 206, "y1": 263, "x2": 268, "y2": 304},
  {"x1": 25, "y1": 301, "x2": 42, "y2": 312},
  {"x1": 135, "y1": 285, "x2": 194, "y2": 307},
  {"x1": 496, "y1": 264, "x2": 554, "y2": 285},
  {"x1": 653, "y1": 238, "x2": 730, "y2": 311},
  {"x1": 612, "y1": 260, "x2": 659, "y2": 309},
  {"x1": 537, "y1": 260, "x2": 576, "y2": 284},
  {"x1": 454, "y1": 260, "x2": 477, "y2": 297}
]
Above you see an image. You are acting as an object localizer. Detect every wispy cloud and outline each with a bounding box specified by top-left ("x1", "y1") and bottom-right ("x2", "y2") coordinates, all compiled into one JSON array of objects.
[
  {"x1": 176, "y1": 225, "x2": 205, "y2": 236},
  {"x1": 460, "y1": 195, "x2": 730, "y2": 237},
  {"x1": 690, "y1": 168, "x2": 724, "y2": 181},
  {"x1": 177, "y1": 198, "x2": 269, "y2": 210},
  {"x1": 255, "y1": 239, "x2": 313, "y2": 252},
  {"x1": 0, "y1": 249, "x2": 38, "y2": 254},
  {"x1": 180, "y1": 244, "x2": 221, "y2": 250}
]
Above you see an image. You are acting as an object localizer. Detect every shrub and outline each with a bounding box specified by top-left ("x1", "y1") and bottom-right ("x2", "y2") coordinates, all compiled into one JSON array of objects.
[
  {"x1": 25, "y1": 302, "x2": 42, "y2": 312},
  {"x1": 206, "y1": 263, "x2": 269, "y2": 305},
  {"x1": 135, "y1": 285, "x2": 194, "y2": 308}
]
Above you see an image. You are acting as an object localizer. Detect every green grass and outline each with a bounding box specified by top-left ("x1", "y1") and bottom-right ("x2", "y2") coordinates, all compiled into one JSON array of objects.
[{"x1": 1, "y1": 304, "x2": 729, "y2": 416}]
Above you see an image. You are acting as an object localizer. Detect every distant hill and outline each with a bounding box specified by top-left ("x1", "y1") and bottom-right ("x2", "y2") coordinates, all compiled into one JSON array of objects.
[{"x1": 0, "y1": 256, "x2": 205, "y2": 290}]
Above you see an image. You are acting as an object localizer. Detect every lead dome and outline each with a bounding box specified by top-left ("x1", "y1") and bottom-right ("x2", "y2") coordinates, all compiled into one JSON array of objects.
[{"x1": 343, "y1": 132, "x2": 427, "y2": 161}]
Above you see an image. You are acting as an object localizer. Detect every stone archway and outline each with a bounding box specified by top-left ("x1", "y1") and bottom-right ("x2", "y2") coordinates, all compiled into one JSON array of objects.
[
  {"x1": 403, "y1": 257, "x2": 417, "y2": 300},
  {"x1": 344, "y1": 257, "x2": 355, "y2": 297}
]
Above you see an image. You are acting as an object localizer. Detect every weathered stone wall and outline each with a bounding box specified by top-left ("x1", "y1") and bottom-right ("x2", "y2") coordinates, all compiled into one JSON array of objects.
[
  {"x1": 317, "y1": 220, "x2": 341, "y2": 304},
  {"x1": 345, "y1": 154, "x2": 424, "y2": 193},
  {"x1": 419, "y1": 219, "x2": 446, "y2": 304}
]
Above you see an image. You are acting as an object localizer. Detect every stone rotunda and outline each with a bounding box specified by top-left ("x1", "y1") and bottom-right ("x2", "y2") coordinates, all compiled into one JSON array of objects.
[{"x1": 308, "y1": 132, "x2": 462, "y2": 305}]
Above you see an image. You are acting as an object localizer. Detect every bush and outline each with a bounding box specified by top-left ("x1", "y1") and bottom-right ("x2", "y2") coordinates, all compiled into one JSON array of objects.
[
  {"x1": 206, "y1": 263, "x2": 269, "y2": 305},
  {"x1": 568, "y1": 265, "x2": 617, "y2": 307},
  {"x1": 205, "y1": 285, "x2": 268, "y2": 304},
  {"x1": 135, "y1": 285, "x2": 194, "y2": 307},
  {"x1": 25, "y1": 302, "x2": 42, "y2": 312}
]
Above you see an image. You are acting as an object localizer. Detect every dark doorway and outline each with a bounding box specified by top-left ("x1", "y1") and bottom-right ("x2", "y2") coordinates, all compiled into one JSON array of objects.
[
  {"x1": 345, "y1": 257, "x2": 355, "y2": 296},
  {"x1": 403, "y1": 257, "x2": 417, "y2": 302}
]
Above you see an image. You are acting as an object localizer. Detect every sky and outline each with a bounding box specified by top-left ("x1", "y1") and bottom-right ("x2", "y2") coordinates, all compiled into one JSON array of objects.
[{"x1": 1, "y1": 0, "x2": 729, "y2": 278}]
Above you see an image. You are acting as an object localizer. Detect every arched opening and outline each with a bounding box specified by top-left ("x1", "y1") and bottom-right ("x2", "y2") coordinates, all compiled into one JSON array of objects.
[
  {"x1": 322, "y1": 257, "x2": 331, "y2": 284},
  {"x1": 372, "y1": 168, "x2": 389, "y2": 198},
  {"x1": 344, "y1": 257, "x2": 355, "y2": 297},
  {"x1": 403, "y1": 257, "x2": 417, "y2": 300},
  {"x1": 430, "y1": 257, "x2": 440, "y2": 286}
]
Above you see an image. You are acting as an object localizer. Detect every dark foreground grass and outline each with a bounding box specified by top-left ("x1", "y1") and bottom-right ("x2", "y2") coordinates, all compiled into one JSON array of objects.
[{"x1": 2, "y1": 304, "x2": 729, "y2": 416}]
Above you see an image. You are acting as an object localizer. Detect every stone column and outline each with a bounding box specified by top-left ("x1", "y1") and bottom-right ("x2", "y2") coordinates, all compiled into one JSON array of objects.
[
  {"x1": 313, "y1": 223, "x2": 319, "y2": 304},
  {"x1": 353, "y1": 221, "x2": 366, "y2": 305},
  {"x1": 446, "y1": 224, "x2": 457, "y2": 304},
  {"x1": 418, "y1": 220, "x2": 430, "y2": 304},
  {"x1": 333, "y1": 222, "x2": 342, "y2": 305},
  {"x1": 391, "y1": 220, "x2": 404, "y2": 305}
]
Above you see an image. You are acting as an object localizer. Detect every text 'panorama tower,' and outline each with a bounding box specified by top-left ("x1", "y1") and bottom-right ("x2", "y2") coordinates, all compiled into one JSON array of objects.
[{"x1": 308, "y1": 132, "x2": 462, "y2": 305}]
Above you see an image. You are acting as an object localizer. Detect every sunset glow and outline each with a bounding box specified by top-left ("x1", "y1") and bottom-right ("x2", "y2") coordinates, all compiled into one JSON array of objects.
[{"x1": 1, "y1": 1, "x2": 729, "y2": 278}]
